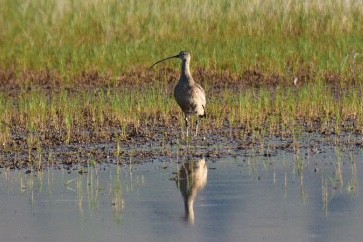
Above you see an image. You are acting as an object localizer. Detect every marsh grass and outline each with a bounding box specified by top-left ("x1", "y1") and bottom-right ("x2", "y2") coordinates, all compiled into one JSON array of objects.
[
  {"x1": 0, "y1": 81, "x2": 362, "y2": 152},
  {"x1": 0, "y1": 0, "x2": 362, "y2": 82}
]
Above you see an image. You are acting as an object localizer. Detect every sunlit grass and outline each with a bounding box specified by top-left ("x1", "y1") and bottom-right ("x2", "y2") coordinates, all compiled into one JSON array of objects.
[
  {"x1": 0, "y1": 81, "x2": 361, "y2": 150},
  {"x1": 0, "y1": 0, "x2": 362, "y2": 81}
]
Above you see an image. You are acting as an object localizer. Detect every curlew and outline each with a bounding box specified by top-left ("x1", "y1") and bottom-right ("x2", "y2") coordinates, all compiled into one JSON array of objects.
[{"x1": 150, "y1": 51, "x2": 206, "y2": 138}]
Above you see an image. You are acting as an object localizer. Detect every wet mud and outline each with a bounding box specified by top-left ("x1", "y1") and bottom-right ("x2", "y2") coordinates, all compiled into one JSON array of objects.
[
  {"x1": 1, "y1": 119, "x2": 362, "y2": 170},
  {"x1": 0, "y1": 66, "x2": 354, "y2": 95}
]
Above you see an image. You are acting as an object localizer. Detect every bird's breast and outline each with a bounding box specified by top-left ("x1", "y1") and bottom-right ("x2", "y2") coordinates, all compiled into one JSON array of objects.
[{"x1": 174, "y1": 82, "x2": 206, "y2": 116}]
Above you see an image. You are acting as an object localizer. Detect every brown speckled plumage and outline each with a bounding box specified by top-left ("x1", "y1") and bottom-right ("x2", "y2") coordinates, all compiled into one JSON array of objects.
[{"x1": 150, "y1": 51, "x2": 206, "y2": 137}]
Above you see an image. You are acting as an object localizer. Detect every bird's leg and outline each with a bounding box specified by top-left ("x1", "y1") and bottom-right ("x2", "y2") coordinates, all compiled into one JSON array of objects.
[{"x1": 185, "y1": 116, "x2": 189, "y2": 138}]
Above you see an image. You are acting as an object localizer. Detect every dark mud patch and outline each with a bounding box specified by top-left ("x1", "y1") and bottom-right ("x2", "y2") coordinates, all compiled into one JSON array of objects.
[
  {"x1": 0, "y1": 67, "x2": 356, "y2": 95},
  {"x1": 1, "y1": 118, "x2": 363, "y2": 170}
]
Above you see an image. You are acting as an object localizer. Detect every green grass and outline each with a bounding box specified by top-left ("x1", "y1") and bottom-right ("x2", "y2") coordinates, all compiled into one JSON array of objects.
[
  {"x1": 0, "y1": 0, "x2": 362, "y2": 80},
  {"x1": 0, "y1": 81, "x2": 362, "y2": 148}
]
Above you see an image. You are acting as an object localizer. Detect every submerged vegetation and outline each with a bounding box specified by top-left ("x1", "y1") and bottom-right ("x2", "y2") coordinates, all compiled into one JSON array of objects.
[{"x1": 0, "y1": 0, "x2": 362, "y2": 167}]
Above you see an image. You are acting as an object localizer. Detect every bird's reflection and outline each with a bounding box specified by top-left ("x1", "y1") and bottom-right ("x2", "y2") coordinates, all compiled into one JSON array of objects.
[{"x1": 176, "y1": 158, "x2": 208, "y2": 224}]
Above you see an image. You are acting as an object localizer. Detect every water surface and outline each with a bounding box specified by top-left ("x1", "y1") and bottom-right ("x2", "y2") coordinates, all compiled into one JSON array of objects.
[{"x1": 0, "y1": 147, "x2": 362, "y2": 242}]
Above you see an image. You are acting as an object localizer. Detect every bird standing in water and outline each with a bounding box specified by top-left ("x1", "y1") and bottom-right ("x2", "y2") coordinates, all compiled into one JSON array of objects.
[{"x1": 150, "y1": 51, "x2": 206, "y2": 138}]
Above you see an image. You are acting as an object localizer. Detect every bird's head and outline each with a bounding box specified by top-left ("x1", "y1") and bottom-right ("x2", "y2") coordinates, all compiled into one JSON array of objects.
[
  {"x1": 176, "y1": 51, "x2": 191, "y2": 61},
  {"x1": 150, "y1": 51, "x2": 191, "y2": 69}
]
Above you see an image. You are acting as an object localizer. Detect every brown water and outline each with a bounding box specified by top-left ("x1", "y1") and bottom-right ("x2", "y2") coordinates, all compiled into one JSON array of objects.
[{"x1": 0, "y1": 145, "x2": 362, "y2": 242}]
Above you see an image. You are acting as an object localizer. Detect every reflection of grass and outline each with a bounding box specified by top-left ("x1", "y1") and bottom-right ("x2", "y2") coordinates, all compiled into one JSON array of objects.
[
  {"x1": 319, "y1": 150, "x2": 359, "y2": 213},
  {"x1": 242, "y1": 148, "x2": 360, "y2": 213},
  {"x1": 0, "y1": 165, "x2": 132, "y2": 221},
  {"x1": 111, "y1": 165, "x2": 124, "y2": 223}
]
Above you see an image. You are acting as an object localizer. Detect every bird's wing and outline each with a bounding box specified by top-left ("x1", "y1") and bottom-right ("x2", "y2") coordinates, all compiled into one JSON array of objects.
[{"x1": 193, "y1": 84, "x2": 206, "y2": 105}]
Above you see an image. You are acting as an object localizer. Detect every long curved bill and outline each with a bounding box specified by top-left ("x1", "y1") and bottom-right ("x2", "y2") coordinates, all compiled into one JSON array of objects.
[{"x1": 149, "y1": 55, "x2": 178, "y2": 69}]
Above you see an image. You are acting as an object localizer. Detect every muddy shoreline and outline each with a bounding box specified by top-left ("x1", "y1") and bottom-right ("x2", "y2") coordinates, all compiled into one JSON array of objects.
[
  {"x1": 0, "y1": 68, "x2": 362, "y2": 169},
  {"x1": 1, "y1": 120, "x2": 363, "y2": 170}
]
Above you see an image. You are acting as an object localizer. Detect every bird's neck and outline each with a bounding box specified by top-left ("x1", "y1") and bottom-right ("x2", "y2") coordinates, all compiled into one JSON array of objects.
[{"x1": 181, "y1": 59, "x2": 194, "y2": 85}]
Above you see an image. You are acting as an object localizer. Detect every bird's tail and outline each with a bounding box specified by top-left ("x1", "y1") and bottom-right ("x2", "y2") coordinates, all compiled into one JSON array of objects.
[{"x1": 199, "y1": 105, "x2": 206, "y2": 118}]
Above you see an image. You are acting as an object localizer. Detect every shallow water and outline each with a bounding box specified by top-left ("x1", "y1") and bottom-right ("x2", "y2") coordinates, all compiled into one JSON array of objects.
[{"x1": 0, "y1": 146, "x2": 362, "y2": 242}]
